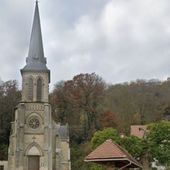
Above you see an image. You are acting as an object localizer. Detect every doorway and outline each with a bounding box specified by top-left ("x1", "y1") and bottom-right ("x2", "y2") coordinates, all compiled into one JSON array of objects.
[{"x1": 28, "y1": 156, "x2": 40, "y2": 170}]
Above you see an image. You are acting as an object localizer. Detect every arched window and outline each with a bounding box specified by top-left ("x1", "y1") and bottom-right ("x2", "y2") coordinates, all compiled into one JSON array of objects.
[
  {"x1": 37, "y1": 77, "x2": 43, "y2": 101},
  {"x1": 28, "y1": 77, "x2": 33, "y2": 101}
]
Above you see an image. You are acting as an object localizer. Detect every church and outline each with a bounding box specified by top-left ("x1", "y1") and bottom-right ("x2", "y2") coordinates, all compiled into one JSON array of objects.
[{"x1": 4, "y1": 2, "x2": 71, "y2": 170}]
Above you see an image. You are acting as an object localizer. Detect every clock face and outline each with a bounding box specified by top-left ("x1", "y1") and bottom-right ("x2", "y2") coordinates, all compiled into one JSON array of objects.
[{"x1": 28, "y1": 116, "x2": 40, "y2": 129}]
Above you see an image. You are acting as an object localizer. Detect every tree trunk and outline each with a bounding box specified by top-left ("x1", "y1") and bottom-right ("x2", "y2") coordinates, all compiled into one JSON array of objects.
[{"x1": 141, "y1": 155, "x2": 151, "y2": 170}]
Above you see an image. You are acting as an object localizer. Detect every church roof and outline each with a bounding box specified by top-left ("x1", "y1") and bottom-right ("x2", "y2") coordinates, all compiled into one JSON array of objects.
[
  {"x1": 58, "y1": 125, "x2": 69, "y2": 139},
  {"x1": 22, "y1": 1, "x2": 49, "y2": 72}
]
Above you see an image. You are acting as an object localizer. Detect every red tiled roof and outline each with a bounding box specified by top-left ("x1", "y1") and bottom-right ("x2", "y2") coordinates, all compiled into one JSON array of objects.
[
  {"x1": 130, "y1": 125, "x2": 147, "y2": 138},
  {"x1": 85, "y1": 139, "x2": 126, "y2": 160},
  {"x1": 85, "y1": 139, "x2": 142, "y2": 168}
]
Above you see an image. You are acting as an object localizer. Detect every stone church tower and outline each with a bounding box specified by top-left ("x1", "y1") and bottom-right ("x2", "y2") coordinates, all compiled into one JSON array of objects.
[{"x1": 8, "y1": 2, "x2": 71, "y2": 170}]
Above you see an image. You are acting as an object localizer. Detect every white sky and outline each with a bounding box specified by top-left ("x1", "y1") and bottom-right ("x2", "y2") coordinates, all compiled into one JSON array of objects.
[{"x1": 1, "y1": 0, "x2": 170, "y2": 89}]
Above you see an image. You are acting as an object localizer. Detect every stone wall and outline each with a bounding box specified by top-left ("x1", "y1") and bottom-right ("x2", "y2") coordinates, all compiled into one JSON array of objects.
[{"x1": 0, "y1": 161, "x2": 8, "y2": 170}]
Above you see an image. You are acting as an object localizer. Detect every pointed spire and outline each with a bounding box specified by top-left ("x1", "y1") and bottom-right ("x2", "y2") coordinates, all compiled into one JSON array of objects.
[{"x1": 23, "y1": 1, "x2": 48, "y2": 71}]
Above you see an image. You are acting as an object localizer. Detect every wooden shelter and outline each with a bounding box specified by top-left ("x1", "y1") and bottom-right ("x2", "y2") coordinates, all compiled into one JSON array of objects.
[{"x1": 85, "y1": 139, "x2": 142, "y2": 170}]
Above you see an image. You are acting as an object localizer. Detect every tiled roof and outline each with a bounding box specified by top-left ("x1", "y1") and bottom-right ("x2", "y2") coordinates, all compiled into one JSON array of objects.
[
  {"x1": 130, "y1": 125, "x2": 147, "y2": 138},
  {"x1": 86, "y1": 139, "x2": 126, "y2": 160},
  {"x1": 85, "y1": 139, "x2": 142, "y2": 168}
]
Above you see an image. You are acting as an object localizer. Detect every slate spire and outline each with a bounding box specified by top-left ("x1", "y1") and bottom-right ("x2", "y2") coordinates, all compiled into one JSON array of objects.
[{"x1": 22, "y1": 1, "x2": 48, "y2": 71}]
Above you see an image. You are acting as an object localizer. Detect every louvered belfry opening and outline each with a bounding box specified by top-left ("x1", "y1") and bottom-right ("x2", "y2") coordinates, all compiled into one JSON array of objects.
[
  {"x1": 37, "y1": 77, "x2": 42, "y2": 101},
  {"x1": 28, "y1": 77, "x2": 33, "y2": 101}
]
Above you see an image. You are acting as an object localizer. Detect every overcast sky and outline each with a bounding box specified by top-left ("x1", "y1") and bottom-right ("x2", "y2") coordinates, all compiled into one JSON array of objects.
[{"x1": 1, "y1": 0, "x2": 170, "y2": 89}]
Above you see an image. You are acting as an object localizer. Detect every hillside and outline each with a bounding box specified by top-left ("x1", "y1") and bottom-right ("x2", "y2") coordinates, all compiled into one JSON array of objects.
[{"x1": 0, "y1": 74, "x2": 169, "y2": 168}]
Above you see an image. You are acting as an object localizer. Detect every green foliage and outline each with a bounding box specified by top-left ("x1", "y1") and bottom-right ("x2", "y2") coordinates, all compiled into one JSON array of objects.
[
  {"x1": 0, "y1": 144, "x2": 8, "y2": 160},
  {"x1": 0, "y1": 80, "x2": 21, "y2": 145},
  {"x1": 71, "y1": 146, "x2": 85, "y2": 170},
  {"x1": 119, "y1": 136, "x2": 145, "y2": 158},
  {"x1": 0, "y1": 80, "x2": 21, "y2": 160},
  {"x1": 91, "y1": 128, "x2": 119, "y2": 149},
  {"x1": 71, "y1": 143, "x2": 106, "y2": 170},
  {"x1": 89, "y1": 128, "x2": 153, "y2": 169},
  {"x1": 91, "y1": 128, "x2": 145, "y2": 158},
  {"x1": 146, "y1": 121, "x2": 170, "y2": 165},
  {"x1": 1, "y1": 75, "x2": 170, "y2": 169},
  {"x1": 89, "y1": 164, "x2": 106, "y2": 170},
  {"x1": 50, "y1": 76, "x2": 170, "y2": 169}
]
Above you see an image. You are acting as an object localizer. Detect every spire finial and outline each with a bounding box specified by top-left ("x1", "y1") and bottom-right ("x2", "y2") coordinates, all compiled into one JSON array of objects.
[{"x1": 35, "y1": 0, "x2": 39, "y2": 7}]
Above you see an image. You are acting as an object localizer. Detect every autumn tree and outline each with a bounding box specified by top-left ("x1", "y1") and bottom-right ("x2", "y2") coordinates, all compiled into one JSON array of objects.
[
  {"x1": 51, "y1": 73, "x2": 106, "y2": 142},
  {"x1": 103, "y1": 79, "x2": 168, "y2": 132},
  {"x1": 98, "y1": 111, "x2": 118, "y2": 129},
  {"x1": 50, "y1": 76, "x2": 170, "y2": 169}
]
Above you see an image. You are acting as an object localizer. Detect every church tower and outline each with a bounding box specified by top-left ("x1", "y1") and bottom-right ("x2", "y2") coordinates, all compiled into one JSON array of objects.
[{"x1": 8, "y1": 2, "x2": 71, "y2": 170}]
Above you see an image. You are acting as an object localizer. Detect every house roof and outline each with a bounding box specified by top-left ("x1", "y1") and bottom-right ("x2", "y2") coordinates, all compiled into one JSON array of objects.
[
  {"x1": 130, "y1": 125, "x2": 147, "y2": 138},
  {"x1": 85, "y1": 139, "x2": 142, "y2": 169}
]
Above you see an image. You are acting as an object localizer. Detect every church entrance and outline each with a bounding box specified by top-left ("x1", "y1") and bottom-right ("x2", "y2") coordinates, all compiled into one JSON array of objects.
[{"x1": 28, "y1": 156, "x2": 40, "y2": 170}]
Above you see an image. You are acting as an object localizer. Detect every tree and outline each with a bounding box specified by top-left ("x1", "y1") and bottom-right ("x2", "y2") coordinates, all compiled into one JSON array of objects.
[
  {"x1": 91, "y1": 127, "x2": 145, "y2": 157},
  {"x1": 0, "y1": 80, "x2": 21, "y2": 144},
  {"x1": 90, "y1": 128, "x2": 149, "y2": 168},
  {"x1": 51, "y1": 73, "x2": 106, "y2": 142},
  {"x1": 0, "y1": 80, "x2": 21, "y2": 159},
  {"x1": 119, "y1": 136, "x2": 145, "y2": 158},
  {"x1": 71, "y1": 142, "x2": 106, "y2": 170},
  {"x1": 98, "y1": 111, "x2": 118, "y2": 129},
  {"x1": 50, "y1": 76, "x2": 170, "y2": 169},
  {"x1": 146, "y1": 121, "x2": 170, "y2": 167},
  {"x1": 91, "y1": 128, "x2": 119, "y2": 149},
  {"x1": 0, "y1": 144, "x2": 8, "y2": 160}
]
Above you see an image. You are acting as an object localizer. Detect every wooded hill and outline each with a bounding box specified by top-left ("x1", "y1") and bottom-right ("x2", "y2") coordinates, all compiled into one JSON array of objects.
[
  {"x1": 51, "y1": 73, "x2": 169, "y2": 143},
  {"x1": 0, "y1": 73, "x2": 169, "y2": 167}
]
